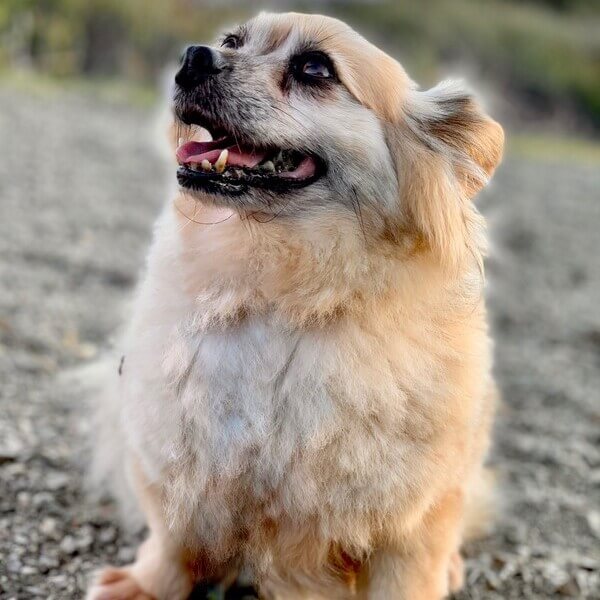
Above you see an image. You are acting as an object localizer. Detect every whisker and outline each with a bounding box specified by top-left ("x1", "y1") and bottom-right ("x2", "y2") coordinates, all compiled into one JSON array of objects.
[
  {"x1": 174, "y1": 200, "x2": 235, "y2": 225},
  {"x1": 350, "y1": 186, "x2": 368, "y2": 244},
  {"x1": 251, "y1": 191, "x2": 293, "y2": 224}
]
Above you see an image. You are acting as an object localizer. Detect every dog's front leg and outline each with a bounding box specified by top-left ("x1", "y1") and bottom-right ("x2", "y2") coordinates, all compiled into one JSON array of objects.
[
  {"x1": 364, "y1": 490, "x2": 465, "y2": 600},
  {"x1": 87, "y1": 457, "x2": 195, "y2": 600}
]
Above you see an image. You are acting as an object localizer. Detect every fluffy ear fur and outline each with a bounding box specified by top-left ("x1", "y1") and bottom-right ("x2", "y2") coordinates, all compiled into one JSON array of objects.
[
  {"x1": 388, "y1": 81, "x2": 504, "y2": 270},
  {"x1": 408, "y1": 81, "x2": 504, "y2": 198}
]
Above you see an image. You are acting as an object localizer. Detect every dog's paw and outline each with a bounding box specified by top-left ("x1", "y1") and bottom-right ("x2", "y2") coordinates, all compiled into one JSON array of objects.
[
  {"x1": 447, "y1": 551, "x2": 465, "y2": 593},
  {"x1": 86, "y1": 567, "x2": 155, "y2": 600}
]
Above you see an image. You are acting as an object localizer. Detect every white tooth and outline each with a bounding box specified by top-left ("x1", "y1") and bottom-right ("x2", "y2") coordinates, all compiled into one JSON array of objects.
[
  {"x1": 214, "y1": 149, "x2": 228, "y2": 173},
  {"x1": 261, "y1": 160, "x2": 275, "y2": 172},
  {"x1": 178, "y1": 137, "x2": 184, "y2": 146},
  {"x1": 201, "y1": 159, "x2": 212, "y2": 171}
]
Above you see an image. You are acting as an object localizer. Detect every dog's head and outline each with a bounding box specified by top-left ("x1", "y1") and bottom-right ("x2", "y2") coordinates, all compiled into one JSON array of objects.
[{"x1": 172, "y1": 12, "x2": 503, "y2": 270}]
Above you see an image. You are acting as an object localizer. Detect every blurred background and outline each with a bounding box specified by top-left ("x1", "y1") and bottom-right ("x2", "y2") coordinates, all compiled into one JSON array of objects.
[
  {"x1": 0, "y1": 1, "x2": 599, "y2": 599},
  {"x1": 2, "y1": 0, "x2": 599, "y2": 134}
]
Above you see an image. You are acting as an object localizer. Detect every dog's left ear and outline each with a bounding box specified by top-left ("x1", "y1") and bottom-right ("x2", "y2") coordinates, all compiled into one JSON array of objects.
[
  {"x1": 405, "y1": 81, "x2": 504, "y2": 198},
  {"x1": 386, "y1": 81, "x2": 503, "y2": 270}
]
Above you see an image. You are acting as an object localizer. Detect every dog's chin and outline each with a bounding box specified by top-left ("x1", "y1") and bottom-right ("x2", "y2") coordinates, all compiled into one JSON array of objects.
[{"x1": 174, "y1": 112, "x2": 325, "y2": 203}]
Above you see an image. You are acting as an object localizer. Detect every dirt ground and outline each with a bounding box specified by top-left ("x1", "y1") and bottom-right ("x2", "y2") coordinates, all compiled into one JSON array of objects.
[{"x1": 0, "y1": 86, "x2": 599, "y2": 599}]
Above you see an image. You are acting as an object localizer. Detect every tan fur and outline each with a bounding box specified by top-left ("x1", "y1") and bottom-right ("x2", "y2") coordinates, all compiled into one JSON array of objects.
[{"x1": 88, "y1": 12, "x2": 503, "y2": 600}]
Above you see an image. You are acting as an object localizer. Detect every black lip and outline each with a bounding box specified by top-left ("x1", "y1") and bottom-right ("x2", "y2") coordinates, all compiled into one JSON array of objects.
[
  {"x1": 177, "y1": 161, "x2": 324, "y2": 196},
  {"x1": 175, "y1": 107, "x2": 208, "y2": 127}
]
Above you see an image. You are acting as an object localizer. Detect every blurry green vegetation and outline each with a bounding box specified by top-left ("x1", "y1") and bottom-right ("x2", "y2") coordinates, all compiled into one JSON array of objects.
[
  {"x1": 0, "y1": 0, "x2": 247, "y2": 79},
  {"x1": 0, "y1": 65, "x2": 159, "y2": 107},
  {"x1": 0, "y1": 0, "x2": 598, "y2": 130},
  {"x1": 509, "y1": 133, "x2": 600, "y2": 164},
  {"x1": 337, "y1": 0, "x2": 600, "y2": 126}
]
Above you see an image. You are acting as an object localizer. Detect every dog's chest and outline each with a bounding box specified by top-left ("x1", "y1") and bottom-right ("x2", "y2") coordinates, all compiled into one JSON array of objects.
[
  {"x1": 176, "y1": 319, "x2": 335, "y2": 477},
  {"x1": 124, "y1": 308, "x2": 425, "y2": 545},
  {"x1": 126, "y1": 316, "x2": 350, "y2": 490}
]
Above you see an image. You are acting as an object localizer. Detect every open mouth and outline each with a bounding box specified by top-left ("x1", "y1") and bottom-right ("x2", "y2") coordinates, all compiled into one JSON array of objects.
[{"x1": 175, "y1": 116, "x2": 324, "y2": 196}]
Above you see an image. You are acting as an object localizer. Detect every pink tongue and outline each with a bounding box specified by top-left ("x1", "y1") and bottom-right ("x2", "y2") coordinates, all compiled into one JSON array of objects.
[
  {"x1": 175, "y1": 139, "x2": 226, "y2": 161},
  {"x1": 280, "y1": 156, "x2": 317, "y2": 179},
  {"x1": 176, "y1": 140, "x2": 267, "y2": 168}
]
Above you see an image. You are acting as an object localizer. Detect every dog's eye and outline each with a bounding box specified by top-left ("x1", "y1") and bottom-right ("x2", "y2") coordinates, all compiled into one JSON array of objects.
[
  {"x1": 303, "y1": 59, "x2": 331, "y2": 78},
  {"x1": 292, "y1": 52, "x2": 335, "y2": 82},
  {"x1": 221, "y1": 35, "x2": 240, "y2": 50}
]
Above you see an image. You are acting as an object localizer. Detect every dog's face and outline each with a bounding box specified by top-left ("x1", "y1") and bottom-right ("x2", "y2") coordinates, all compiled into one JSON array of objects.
[
  {"x1": 173, "y1": 12, "x2": 400, "y2": 214},
  {"x1": 173, "y1": 12, "x2": 503, "y2": 266}
]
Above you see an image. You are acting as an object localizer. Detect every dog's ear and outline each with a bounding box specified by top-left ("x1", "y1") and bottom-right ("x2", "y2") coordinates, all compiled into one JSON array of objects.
[
  {"x1": 406, "y1": 81, "x2": 504, "y2": 198},
  {"x1": 387, "y1": 81, "x2": 503, "y2": 270}
]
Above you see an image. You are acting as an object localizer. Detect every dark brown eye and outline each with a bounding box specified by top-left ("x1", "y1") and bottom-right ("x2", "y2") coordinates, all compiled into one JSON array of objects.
[
  {"x1": 292, "y1": 52, "x2": 335, "y2": 83},
  {"x1": 221, "y1": 35, "x2": 240, "y2": 50}
]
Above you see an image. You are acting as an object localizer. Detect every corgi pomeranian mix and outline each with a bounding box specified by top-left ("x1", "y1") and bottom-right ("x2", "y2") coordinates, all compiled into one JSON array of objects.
[{"x1": 87, "y1": 11, "x2": 503, "y2": 600}]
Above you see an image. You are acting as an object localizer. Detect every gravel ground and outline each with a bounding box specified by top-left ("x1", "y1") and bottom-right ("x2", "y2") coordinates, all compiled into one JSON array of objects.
[{"x1": 0, "y1": 86, "x2": 599, "y2": 599}]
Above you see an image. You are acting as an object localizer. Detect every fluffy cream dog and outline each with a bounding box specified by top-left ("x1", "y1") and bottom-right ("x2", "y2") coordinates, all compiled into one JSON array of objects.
[{"x1": 87, "y1": 11, "x2": 503, "y2": 600}]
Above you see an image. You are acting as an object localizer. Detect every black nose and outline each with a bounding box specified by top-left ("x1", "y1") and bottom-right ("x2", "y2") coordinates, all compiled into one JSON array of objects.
[{"x1": 175, "y1": 45, "x2": 221, "y2": 89}]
